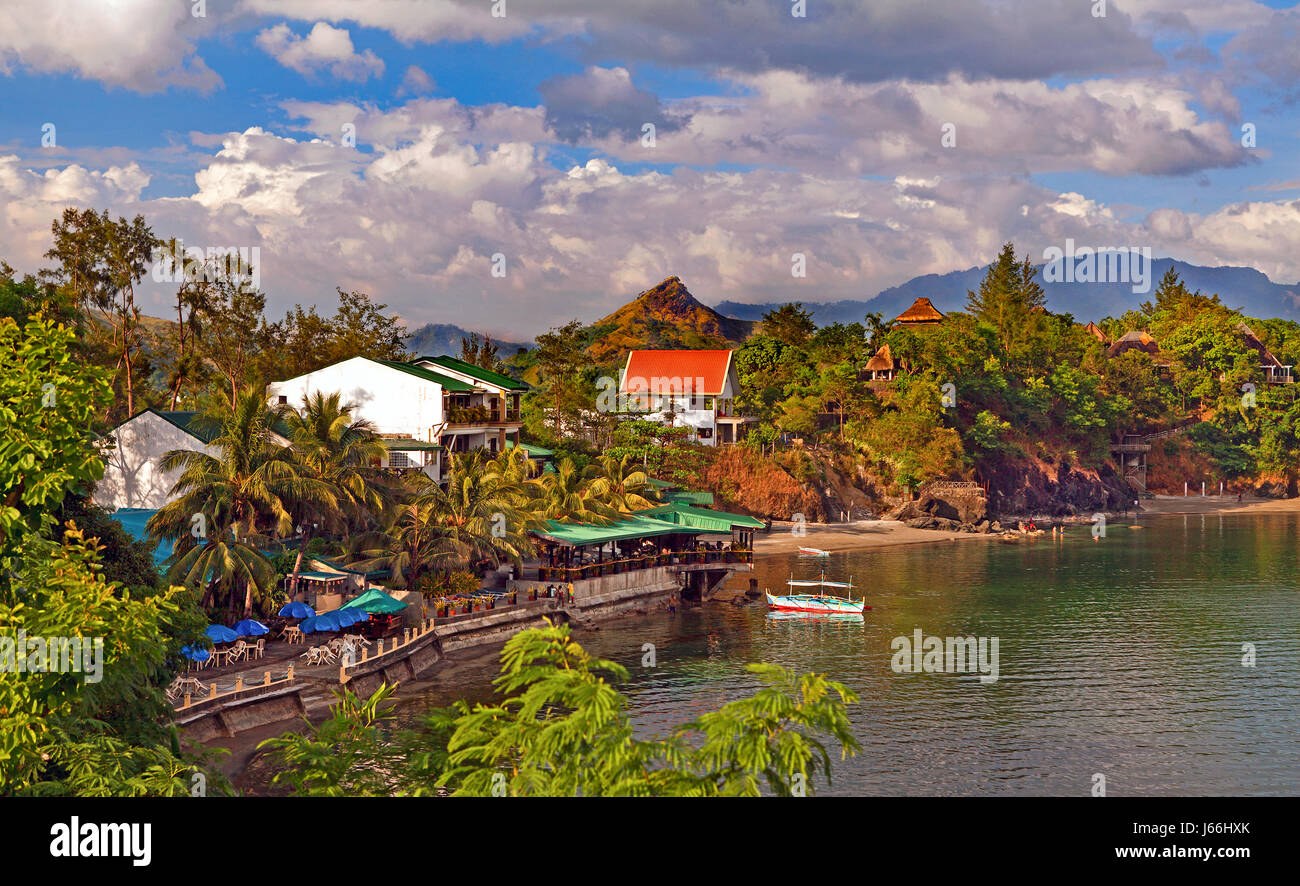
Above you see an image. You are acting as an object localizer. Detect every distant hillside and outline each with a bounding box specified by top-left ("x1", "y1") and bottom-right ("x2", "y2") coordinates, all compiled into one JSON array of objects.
[
  {"x1": 716, "y1": 260, "x2": 1300, "y2": 326},
  {"x1": 405, "y1": 323, "x2": 532, "y2": 358},
  {"x1": 585, "y1": 276, "x2": 754, "y2": 364}
]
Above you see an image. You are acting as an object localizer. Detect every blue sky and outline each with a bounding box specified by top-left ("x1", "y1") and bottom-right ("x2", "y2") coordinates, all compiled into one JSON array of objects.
[{"x1": 1, "y1": 0, "x2": 1298, "y2": 337}]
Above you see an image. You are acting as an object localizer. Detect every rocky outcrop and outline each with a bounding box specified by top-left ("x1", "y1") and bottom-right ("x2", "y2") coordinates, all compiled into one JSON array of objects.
[
  {"x1": 888, "y1": 482, "x2": 988, "y2": 524},
  {"x1": 982, "y1": 458, "x2": 1132, "y2": 517}
]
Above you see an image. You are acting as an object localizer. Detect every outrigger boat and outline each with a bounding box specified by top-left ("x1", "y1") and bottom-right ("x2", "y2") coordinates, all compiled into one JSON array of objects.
[
  {"x1": 765, "y1": 574, "x2": 868, "y2": 614},
  {"x1": 797, "y1": 546, "x2": 831, "y2": 557}
]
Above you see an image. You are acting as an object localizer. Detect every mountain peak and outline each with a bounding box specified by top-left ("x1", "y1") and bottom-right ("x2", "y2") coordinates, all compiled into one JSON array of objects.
[{"x1": 587, "y1": 276, "x2": 754, "y2": 364}]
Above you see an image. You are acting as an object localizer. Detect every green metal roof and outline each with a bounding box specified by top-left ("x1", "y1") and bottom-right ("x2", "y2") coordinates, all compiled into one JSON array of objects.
[
  {"x1": 115, "y1": 408, "x2": 220, "y2": 444},
  {"x1": 664, "y1": 490, "x2": 715, "y2": 507},
  {"x1": 533, "y1": 515, "x2": 691, "y2": 547},
  {"x1": 415, "y1": 355, "x2": 529, "y2": 391},
  {"x1": 642, "y1": 502, "x2": 765, "y2": 532},
  {"x1": 374, "y1": 358, "x2": 477, "y2": 392},
  {"x1": 505, "y1": 441, "x2": 553, "y2": 457},
  {"x1": 298, "y1": 571, "x2": 348, "y2": 582},
  {"x1": 382, "y1": 438, "x2": 442, "y2": 451}
]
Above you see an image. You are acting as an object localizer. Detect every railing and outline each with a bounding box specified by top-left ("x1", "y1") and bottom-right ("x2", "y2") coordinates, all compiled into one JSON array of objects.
[
  {"x1": 176, "y1": 666, "x2": 298, "y2": 711},
  {"x1": 531, "y1": 548, "x2": 753, "y2": 582},
  {"x1": 339, "y1": 619, "x2": 438, "y2": 682}
]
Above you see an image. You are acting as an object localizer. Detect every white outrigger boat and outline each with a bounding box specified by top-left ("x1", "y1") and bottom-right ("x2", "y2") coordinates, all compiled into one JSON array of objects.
[
  {"x1": 797, "y1": 546, "x2": 831, "y2": 557},
  {"x1": 765, "y1": 574, "x2": 868, "y2": 614}
]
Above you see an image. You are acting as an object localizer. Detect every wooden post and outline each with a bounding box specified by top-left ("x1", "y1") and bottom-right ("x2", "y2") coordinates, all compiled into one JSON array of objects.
[
  {"x1": 263, "y1": 671, "x2": 271, "y2": 686},
  {"x1": 183, "y1": 692, "x2": 191, "y2": 709},
  {"x1": 287, "y1": 664, "x2": 295, "y2": 682},
  {"x1": 235, "y1": 675, "x2": 244, "y2": 692},
  {"x1": 209, "y1": 684, "x2": 217, "y2": 698},
  {"x1": 339, "y1": 665, "x2": 347, "y2": 683}
]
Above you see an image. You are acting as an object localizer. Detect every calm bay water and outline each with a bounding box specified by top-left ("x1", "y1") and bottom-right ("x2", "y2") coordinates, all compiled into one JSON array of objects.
[{"x1": 405, "y1": 513, "x2": 1300, "y2": 796}]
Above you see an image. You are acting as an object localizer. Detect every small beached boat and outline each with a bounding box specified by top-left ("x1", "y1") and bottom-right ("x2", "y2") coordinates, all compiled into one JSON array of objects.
[
  {"x1": 798, "y1": 546, "x2": 831, "y2": 557},
  {"x1": 765, "y1": 575, "x2": 868, "y2": 614}
]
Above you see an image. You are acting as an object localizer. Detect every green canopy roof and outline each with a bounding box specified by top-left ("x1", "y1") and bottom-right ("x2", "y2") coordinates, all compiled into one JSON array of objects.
[
  {"x1": 642, "y1": 503, "x2": 765, "y2": 532},
  {"x1": 375, "y1": 358, "x2": 477, "y2": 392},
  {"x1": 505, "y1": 440, "x2": 553, "y2": 457},
  {"x1": 415, "y1": 355, "x2": 529, "y2": 391},
  {"x1": 664, "y1": 490, "x2": 714, "y2": 507},
  {"x1": 339, "y1": 587, "x2": 408, "y2": 614},
  {"x1": 298, "y1": 571, "x2": 348, "y2": 582},
  {"x1": 534, "y1": 514, "x2": 689, "y2": 547}
]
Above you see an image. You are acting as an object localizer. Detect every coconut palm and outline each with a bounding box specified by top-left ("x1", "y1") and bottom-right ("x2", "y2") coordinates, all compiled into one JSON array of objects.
[
  {"x1": 282, "y1": 391, "x2": 389, "y2": 594},
  {"x1": 583, "y1": 454, "x2": 660, "y2": 514},
  {"x1": 417, "y1": 451, "x2": 539, "y2": 573},
  {"x1": 147, "y1": 389, "x2": 334, "y2": 618},
  {"x1": 536, "y1": 458, "x2": 621, "y2": 525},
  {"x1": 345, "y1": 501, "x2": 454, "y2": 590}
]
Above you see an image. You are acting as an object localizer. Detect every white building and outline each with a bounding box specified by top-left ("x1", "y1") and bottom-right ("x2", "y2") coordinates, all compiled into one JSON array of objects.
[
  {"x1": 96, "y1": 409, "x2": 223, "y2": 511},
  {"x1": 618, "y1": 349, "x2": 747, "y2": 445},
  {"x1": 266, "y1": 355, "x2": 528, "y2": 477}
]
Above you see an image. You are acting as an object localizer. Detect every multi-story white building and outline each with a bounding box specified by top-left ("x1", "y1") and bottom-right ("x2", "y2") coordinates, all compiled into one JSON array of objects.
[
  {"x1": 265, "y1": 355, "x2": 528, "y2": 477},
  {"x1": 617, "y1": 349, "x2": 747, "y2": 445}
]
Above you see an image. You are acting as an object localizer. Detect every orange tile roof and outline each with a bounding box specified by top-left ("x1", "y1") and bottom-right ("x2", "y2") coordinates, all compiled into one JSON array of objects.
[
  {"x1": 620, "y1": 349, "x2": 733, "y2": 395},
  {"x1": 894, "y1": 297, "x2": 945, "y2": 324}
]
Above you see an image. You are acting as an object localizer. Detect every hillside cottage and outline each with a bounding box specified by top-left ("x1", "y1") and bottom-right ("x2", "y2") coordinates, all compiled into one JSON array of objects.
[{"x1": 618, "y1": 349, "x2": 747, "y2": 445}]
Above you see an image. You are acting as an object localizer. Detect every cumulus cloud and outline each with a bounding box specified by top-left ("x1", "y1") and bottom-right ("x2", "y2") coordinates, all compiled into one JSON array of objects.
[
  {"x1": 256, "y1": 22, "x2": 385, "y2": 81},
  {"x1": 242, "y1": 0, "x2": 1160, "y2": 84},
  {"x1": 538, "y1": 67, "x2": 689, "y2": 143},
  {"x1": 574, "y1": 72, "x2": 1251, "y2": 178},
  {"x1": 0, "y1": 0, "x2": 220, "y2": 92}
]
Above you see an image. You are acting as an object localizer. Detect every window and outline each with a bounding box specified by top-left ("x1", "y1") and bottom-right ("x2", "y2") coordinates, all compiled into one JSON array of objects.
[
  {"x1": 697, "y1": 427, "x2": 713, "y2": 439},
  {"x1": 277, "y1": 395, "x2": 288, "y2": 405},
  {"x1": 388, "y1": 451, "x2": 411, "y2": 469}
]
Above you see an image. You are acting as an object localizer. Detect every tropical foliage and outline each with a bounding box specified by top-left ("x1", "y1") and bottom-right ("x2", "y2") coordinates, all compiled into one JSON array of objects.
[{"x1": 261, "y1": 622, "x2": 859, "y2": 797}]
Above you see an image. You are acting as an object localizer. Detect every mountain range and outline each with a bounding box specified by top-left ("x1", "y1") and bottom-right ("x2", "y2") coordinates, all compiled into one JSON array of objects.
[
  {"x1": 715, "y1": 259, "x2": 1300, "y2": 326},
  {"x1": 404, "y1": 322, "x2": 532, "y2": 358}
]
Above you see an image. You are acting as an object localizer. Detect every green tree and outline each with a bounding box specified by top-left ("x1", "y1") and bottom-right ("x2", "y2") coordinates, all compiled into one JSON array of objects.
[{"x1": 261, "y1": 622, "x2": 858, "y2": 797}]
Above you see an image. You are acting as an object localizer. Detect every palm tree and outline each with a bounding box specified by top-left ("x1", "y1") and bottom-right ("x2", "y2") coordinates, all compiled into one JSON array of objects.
[
  {"x1": 416, "y1": 451, "x2": 539, "y2": 574},
  {"x1": 584, "y1": 454, "x2": 660, "y2": 514},
  {"x1": 537, "y1": 458, "x2": 621, "y2": 525},
  {"x1": 345, "y1": 501, "x2": 453, "y2": 590},
  {"x1": 147, "y1": 390, "x2": 333, "y2": 619},
  {"x1": 282, "y1": 391, "x2": 388, "y2": 596}
]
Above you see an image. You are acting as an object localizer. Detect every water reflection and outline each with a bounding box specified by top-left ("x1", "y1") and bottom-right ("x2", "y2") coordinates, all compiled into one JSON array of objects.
[{"x1": 404, "y1": 513, "x2": 1300, "y2": 796}]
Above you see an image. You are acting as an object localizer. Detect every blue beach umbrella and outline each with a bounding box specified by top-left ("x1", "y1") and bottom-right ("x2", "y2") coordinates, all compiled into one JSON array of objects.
[
  {"x1": 300, "y1": 612, "x2": 343, "y2": 634},
  {"x1": 181, "y1": 644, "x2": 210, "y2": 662},
  {"x1": 334, "y1": 608, "x2": 368, "y2": 627},
  {"x1": 233, "y1": 619, "x2": 269, "y2": 637},
  {"x1": 278, "y1": 601, "x2": 315, "y2": 618},
  {"x1": 205, "y1": 624, "x2": 238, "y2": 643}
]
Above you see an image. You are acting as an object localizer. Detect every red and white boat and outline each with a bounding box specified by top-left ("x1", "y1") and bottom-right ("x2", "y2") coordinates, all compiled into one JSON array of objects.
[
  {"x1": 798, "y1": 546, "x2": 831, "y2": 557},
  {"x1": 765, "y1": 575, "x2": 867, "y2": 615}
]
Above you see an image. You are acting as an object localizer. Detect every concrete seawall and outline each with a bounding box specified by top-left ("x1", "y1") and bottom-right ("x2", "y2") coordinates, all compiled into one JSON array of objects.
[{"x1": 178, "y1": 561, "x2": 751, "y2": 739}]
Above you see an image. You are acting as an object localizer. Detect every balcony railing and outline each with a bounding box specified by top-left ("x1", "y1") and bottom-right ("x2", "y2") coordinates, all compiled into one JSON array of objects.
[{"x1": 531, "y1": 548, "x2": 753, "y2": 582}]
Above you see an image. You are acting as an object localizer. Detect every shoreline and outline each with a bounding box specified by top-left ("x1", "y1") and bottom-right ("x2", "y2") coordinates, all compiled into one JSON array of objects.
[{"x1": 756, "y1": 495, "x2": 1300, "y2": 554}]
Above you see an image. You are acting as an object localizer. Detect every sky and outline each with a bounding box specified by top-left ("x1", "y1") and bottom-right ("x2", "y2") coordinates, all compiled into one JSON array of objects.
[{"x1": 1, "y1": 0, "x2": 1299, "y2": 339}]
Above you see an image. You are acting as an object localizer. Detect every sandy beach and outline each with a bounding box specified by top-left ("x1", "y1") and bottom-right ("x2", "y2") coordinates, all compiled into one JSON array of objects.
[{"x1": 756, "y1": 495, "x2": 1300, "y2": 554}]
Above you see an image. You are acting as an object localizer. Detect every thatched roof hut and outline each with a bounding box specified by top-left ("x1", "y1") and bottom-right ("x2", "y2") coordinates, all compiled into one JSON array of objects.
[
  {"x1": 893, "y1": 297, "x2": 945, "y2": 328},
  {"x1": 1106, "y1": 330, "x2": 1160, "y2": 358}
]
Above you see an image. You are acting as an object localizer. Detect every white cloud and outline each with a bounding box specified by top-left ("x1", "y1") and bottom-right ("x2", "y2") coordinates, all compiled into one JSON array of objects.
[
  {"x1": 0, "y1": 0, "x2": 220, "y2": 92},
  {"x1": 255, "y1": 22, "x2": 384, "y2": 81}
]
